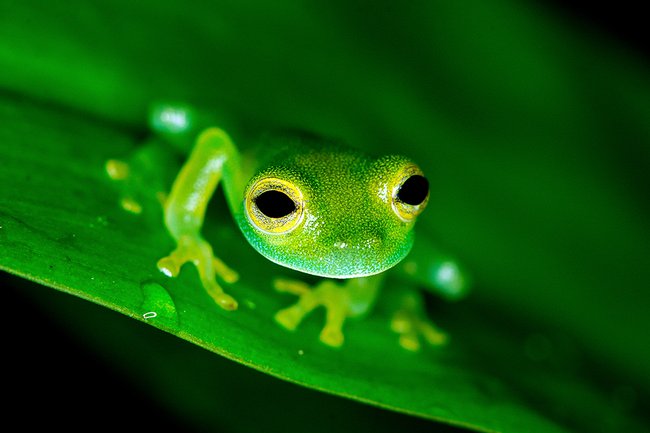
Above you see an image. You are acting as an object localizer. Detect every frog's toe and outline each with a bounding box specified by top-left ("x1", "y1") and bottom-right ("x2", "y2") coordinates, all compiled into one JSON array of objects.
[
  {"x1": 273, "y1": 278, "x2": 318, "y2": 330},
  {"x1": 106, "y1": 159, "x2": 130, "y2": 180},
  {"x1": 213, "y1": 256, "x2": 239, "y2": 284},
  {"x1": 209, "y1": 289, "x2": 238, "y2": 311},
  {"x1": 106, "y1": 159, "x2": 144, "y2": 214},
  {"x1": 120, "y1": 197, "x2": 144, "y2": 214},
  {"x1": 420, "y1": 321, "x2": 448, "y2": 346},
  {"x1": 157, "y1": 255, "x2": 182, "y2": 278},
  {"x1": 274, "y1": 308, "x2": 302, "y2": 331},
  {"x1": 320, "y1": 325, "x2": 344, "y2": 348},
  {"x1": 158, "y1": 235, "x2": 238, "y2": 311},
  {"x1": 397, "y1": 333, "x2": 421, "y2": 352},
  {"x1": 273, "y1": 278, "x2": 311, "y2": 295}
]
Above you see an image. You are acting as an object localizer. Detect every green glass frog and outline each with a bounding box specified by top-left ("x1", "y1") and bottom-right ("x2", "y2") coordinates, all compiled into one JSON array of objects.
[{"x1": 108, "y1": 103, "x2": 469, "y2": 350}]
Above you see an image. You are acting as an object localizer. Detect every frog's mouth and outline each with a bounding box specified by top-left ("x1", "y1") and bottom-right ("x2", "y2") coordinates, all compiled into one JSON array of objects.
[{"x1": 258, "y1": 236, "x2": 414, "y2": 279}]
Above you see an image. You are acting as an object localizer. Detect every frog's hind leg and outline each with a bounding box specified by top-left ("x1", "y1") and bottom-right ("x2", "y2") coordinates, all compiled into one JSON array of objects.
[{"x1": 157, "y1": 127, "x2": 240, "y2": 310}]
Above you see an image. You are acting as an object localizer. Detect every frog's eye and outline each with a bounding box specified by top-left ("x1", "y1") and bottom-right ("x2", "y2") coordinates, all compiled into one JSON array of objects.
[
  {"x1": 392, "y1": 166, "x2": 429, "y2": 222},
  {"x1": 397, "y1": 175, "x2": 429, "y2": 205},
  {"x1": 255, "y1": 190, "x2": 296, "y2": 217},
  {"x1": 246, "y1": 177, "x2": 304, "y2": 234}
]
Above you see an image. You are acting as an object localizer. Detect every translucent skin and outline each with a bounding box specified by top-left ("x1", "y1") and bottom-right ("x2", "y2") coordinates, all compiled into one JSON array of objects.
[
  {"x1": 144, "y1": 103, "x2": 469, "y2": 349},
  {"x1": 234, "y1": 135, "x2": 418, "y2": 279}
]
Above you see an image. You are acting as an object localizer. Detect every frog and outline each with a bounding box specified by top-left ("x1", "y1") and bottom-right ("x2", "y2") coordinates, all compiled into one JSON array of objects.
[{"x1": 107, "y1": 102, "x2": 469, "y2": 350}]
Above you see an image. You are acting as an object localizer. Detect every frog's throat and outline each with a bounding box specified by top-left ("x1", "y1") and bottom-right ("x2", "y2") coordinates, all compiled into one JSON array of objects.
[{"x1": 259, "y1": 249, "x2": 406, "y2": 279}]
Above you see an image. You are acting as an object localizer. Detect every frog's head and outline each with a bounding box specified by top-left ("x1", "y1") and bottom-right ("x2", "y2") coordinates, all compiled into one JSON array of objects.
[{"x1": 237, "y1": 147, "x2": 429, "y2": 278}]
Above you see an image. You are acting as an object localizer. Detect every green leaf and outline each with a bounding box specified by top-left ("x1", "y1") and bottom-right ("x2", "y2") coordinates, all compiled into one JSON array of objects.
[
  {"x1": 6, "y1": 272, "x2": 466, "y2": 433},
  {"x1": 0, "y1": 95, "x2": 549, "y2": 432},
  {"x1": 0, "y1": 90, "x2": 644, "y2": 433},
  {"x1": 1, "y1": 1, "x2": 649, "y2": 432}
]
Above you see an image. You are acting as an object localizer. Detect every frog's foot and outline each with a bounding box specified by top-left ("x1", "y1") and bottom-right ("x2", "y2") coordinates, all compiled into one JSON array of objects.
[
  {"x1": 106, "y1": 159, "x2": 145, "y2": 214},
  {"x1": 158, "y1": 235, "x2": 239, "y2": 310},
  {"x1": 391, "y1": 292, "x2": 447, "y2": 351},
  {"x1": 273, "y1": 278, "x2": 350, "y2": 348},
  {"x1": 105, "y1": 143, "x2": 173, "y2": 215}
]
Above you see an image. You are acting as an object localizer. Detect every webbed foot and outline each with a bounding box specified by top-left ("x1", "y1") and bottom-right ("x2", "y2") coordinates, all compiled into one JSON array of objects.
[
  {"x1": 158, "y1": 234, "x2": 239, "y2": 310},
  {"x1": 273, "y1": 278, "x2": 353, "y2": 347},
  {"x1": 105, "y1": 143, "x2": 173, "y2": 214},
  {"x1": 106, "y1": 159, "x2": 145, "y2": 214}
]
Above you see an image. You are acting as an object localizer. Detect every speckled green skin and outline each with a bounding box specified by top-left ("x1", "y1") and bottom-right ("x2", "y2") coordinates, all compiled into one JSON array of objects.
[
  {"x1": 234, "y1": 134, "x2": 416, "y2": 278},
  {"x1": 148, "y1": 103, "x2": 468, "y2": 349}
]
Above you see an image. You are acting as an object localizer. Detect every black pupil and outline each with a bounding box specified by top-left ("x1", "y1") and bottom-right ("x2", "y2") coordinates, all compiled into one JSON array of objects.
[
  {"x1": 397, "y1": 175, "x2": 429, "y2": 205},
  {"x1": 255, "y1": 190, "x2": 296, "y2": 218}
]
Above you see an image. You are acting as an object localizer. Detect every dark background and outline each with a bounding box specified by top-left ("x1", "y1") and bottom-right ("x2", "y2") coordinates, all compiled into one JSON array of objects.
[{"x1": 2, "y1": 1, "x2": 648, "y2": 432}]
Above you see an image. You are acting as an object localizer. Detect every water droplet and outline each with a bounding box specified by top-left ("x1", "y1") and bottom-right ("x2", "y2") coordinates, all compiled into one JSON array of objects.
[
  {"x1": 243, "y1": 299, "x2": 257, "y2": 310},
  {"x1": 140, "y1": 281, "x2": 178, "y2": 328},
  {"x1": 298, "y1": 349, "x2": 305, "y2": 356}
]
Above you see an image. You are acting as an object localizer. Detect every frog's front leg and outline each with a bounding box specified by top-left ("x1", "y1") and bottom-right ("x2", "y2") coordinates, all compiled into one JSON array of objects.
[
  {"x1": 157, "y1": 127, "x2": 240, "y2": 310},
  {"x1": 274, "y1": 275, "x2": 383, "y2": 347}
]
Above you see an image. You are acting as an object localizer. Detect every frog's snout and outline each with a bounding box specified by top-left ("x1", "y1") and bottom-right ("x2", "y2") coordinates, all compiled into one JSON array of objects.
[
  {"x1": 315, "y1": 230, "x2": 405, "y2": 278},
  {"x1": 331, "y1": 235, "x2": 381, "y2": 251},
  {"x1": 325, "y1": 227, "x2": 393, "y2": 261},
  {"x1": 327, "y1": 222, "x2": 385, "y2": 253}
]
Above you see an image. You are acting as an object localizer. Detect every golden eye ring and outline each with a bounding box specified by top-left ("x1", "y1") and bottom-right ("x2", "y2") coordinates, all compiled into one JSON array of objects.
[
  {"x1": 391, "y1": 165, "x2": 429, "y2": 222},
  {"x1": 245, "y1": 177, "x2": 304, "y2": 234}
]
